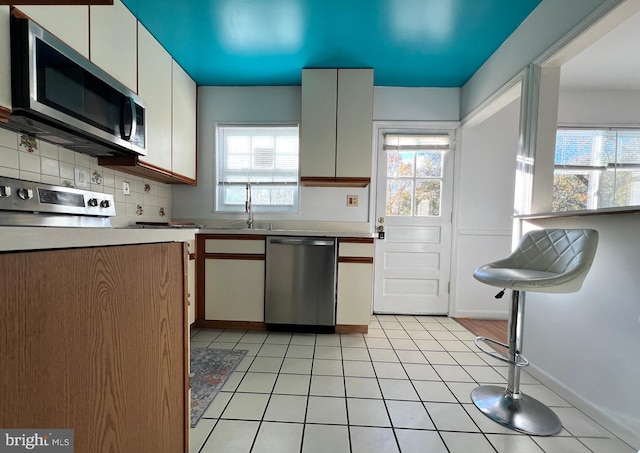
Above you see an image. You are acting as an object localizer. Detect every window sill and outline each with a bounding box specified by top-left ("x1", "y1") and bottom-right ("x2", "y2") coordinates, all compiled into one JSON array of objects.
[{"x1": 515, "y1": 206, "x2": 640, "y2": 220}]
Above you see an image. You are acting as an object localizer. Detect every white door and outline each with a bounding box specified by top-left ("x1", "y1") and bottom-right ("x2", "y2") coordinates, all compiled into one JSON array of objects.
[{"x1": 373, "y1": 128, "x2": 455, "y2": 315}]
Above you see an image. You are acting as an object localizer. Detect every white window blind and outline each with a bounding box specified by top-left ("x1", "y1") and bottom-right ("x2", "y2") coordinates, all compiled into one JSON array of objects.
[
  {"x1": 216, "y1": 125, "x2": 299, "y2": 212},
  {"x1": 383, "y1": 134, "x2": 450, "y2": 151},
  {"x1": 553, "y1": 128, "x2": 640, "y2": 211}
]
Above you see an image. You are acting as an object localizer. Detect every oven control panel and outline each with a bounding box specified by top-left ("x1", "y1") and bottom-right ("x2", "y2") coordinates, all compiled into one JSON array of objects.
[{"x1": 0, "y1": 176, "x2": 116, "y2": 217}]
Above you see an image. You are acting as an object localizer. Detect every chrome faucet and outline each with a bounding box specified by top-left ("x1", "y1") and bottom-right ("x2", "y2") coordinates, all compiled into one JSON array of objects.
[{"x1": 245, "y1": 183, "x2": 253, "y2": 229}]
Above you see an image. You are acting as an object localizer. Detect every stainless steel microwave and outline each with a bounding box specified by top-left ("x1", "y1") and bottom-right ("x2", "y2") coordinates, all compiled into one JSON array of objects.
[{"x1": 6, "y1": 16, "x2": 146, "y2": 158}]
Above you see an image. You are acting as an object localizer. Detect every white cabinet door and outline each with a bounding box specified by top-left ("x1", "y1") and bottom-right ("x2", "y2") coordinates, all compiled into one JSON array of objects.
[
  {"x1": 16, "y1": 5, "x2": 89, "y2": 57},
  {"x1": 300, "y1": 68, "x2": 373, "y2": 182},
  {"x1": 137, "y1": 24, "x2": 172, "y2": 171},
  {"x1": 300, "y1": 68, "x2": 338, "y2": 178},
  {"x1": 336, "y1": 241, "x2": 374, "y2": 326},
  {"x1": 90, "y1": 0, "x2": 137, "y2": 91},
  {"x1": 204, "y1": 259, "x2": 265, "y2": 322},
  {"x1": 337, "y1": 262, "x2": 373, "y2": 325},
  {"x1": 336, "y1": 69, "x2": 373, "y2": 179},
  {"x1": 171, "y1": 60, "x2": 197, "y2": 181},
  {"x1": 0, "y1": 6, "x2": 11, "y2": 112}
]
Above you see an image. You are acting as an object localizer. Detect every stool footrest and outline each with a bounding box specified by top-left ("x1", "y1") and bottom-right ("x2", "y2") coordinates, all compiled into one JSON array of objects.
[{"x1": 474, "y1": 336, "x2": 529, "y2": 367}]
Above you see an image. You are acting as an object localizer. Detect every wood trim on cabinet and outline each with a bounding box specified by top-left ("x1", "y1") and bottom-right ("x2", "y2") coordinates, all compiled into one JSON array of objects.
[
  {"x1": 336, "y1": 324, "x2": 369, "y2": 334},
  {"x1": 338, "y1": 237, "x2": 374, "y2": 244},
  {"x1": 0, "y1": 106, "x2": 11, "y2": 123},
  {"x1": 204, "y1": 253, "x2": 265, "y2": 261},
  {"x1": 8, "y1": 0, "x2": 112, "y2": 4},
  {"x1": 338, "y1": 256, "x2": 373, "y2": 264},
  {"x1": 98, "y1": 156, "x2": 197, "y2": 185},
  {"x1": 196, "y1": 234, "x2": 207, "y2": 323},
  {"x1": 193, "y1": 320, "x2": 267, "y2": 331},
  {"x1": 200, "y1": 234, "x2": 266, "y2": 240},
  {"x1": 300, "y1": 176, "x2": 370, "y2": 187}
]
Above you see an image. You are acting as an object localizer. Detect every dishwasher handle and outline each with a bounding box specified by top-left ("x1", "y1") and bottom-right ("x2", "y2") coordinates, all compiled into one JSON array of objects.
[{"x1": 268, "y1": 237, "x2": 335, "y2": 246}]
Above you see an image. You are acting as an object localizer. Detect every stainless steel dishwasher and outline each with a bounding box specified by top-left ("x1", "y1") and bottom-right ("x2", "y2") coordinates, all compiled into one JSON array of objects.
[{"x1": 265, "y1": 236, "x2": 337, "y2": 333}]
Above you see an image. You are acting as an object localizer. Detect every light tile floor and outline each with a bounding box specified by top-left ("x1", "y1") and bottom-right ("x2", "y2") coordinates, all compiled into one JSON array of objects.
[{"x1": 189, "y1": 315, "x2": 636, "y2": 453}]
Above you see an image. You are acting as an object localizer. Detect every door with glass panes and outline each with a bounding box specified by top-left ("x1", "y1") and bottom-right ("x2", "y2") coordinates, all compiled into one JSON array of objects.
[{"x1": 374, "y1": 129, "x2": 455, "y2": 314}]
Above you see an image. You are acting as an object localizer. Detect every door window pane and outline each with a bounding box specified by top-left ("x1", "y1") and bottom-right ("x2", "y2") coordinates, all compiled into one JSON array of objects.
[{"x1": 385, "y1": 146, "x2": 447, "y2": 217}]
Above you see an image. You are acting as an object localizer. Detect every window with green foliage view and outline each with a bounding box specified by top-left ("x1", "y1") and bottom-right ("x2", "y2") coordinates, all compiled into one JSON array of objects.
[
  {"x1": 384, "y1": 134, "x2": 449, "y2": 217},
  {"x1": 553, "y1": 129, "x2": 640, "y2": 212}
]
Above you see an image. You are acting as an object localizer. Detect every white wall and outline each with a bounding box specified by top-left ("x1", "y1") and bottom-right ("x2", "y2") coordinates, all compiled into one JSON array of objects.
[
  {"x1": 558, "y1": 88, "x2": 640, "y2": 125},
  {"x1": 461, "y1": 0, "x2": 614, "y2": 120},
  {"x1": 451, "y1": 98, "x2": 520, "y2": 319},
  {"x1": 523, "y1": 214, "x2": 640, "y2": 447},
  {"x1": 172, "y1": 85, "x2": 459, "y2": 229},
  {"x1": 373, "y1": 87, "x2": 460, "y2": 121}
]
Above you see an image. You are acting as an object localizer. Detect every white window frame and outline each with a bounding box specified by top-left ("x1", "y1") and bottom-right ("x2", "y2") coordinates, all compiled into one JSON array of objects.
[{"x1": 215, "y1": 123, "x2": 300, "y2": 213}]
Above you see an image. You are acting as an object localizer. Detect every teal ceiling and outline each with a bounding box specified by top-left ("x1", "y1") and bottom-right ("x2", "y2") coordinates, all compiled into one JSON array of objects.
[{"x1": 122, "y1": 0, "x2": 542, "y2": 87}]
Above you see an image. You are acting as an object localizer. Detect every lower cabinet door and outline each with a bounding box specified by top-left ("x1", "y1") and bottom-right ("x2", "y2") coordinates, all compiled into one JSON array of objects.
[
  {"x1": 205, "y1": 257, "x2": 265, "y2": 322},
  {"x1": 337, "y1": 261, "x2": 374, "y2": 325}
]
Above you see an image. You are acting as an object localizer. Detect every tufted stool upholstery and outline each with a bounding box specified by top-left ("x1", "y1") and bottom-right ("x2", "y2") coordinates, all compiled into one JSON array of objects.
[{"x1": 471, "y1": 229, "x2": 598, "y2": 436}]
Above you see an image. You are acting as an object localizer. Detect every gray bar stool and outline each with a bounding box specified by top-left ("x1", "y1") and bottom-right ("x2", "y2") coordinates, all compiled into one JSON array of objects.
[{"x1": 471, "y1": 228, "x2": 599, "y2": 436}]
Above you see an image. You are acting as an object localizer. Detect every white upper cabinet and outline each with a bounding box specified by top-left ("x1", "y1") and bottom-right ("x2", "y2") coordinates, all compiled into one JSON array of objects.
[
  {"x1": 15, "y1": 5, "x2": 89, "y2": 58},
  {"x1": 137, "y1": 24, "x2": 172, "y2": 171},
  {"x1": 90, "y1": 0, "x2": 137, "y2": 92},
  {"x1": 300, "y1": 68, "x2": 373, "y2": 186},
  {"x1": 0, "y1": 6, "x2": 11, "y2": 114},
  {"x1": 336, "y1": 69, "x2": 374, "y2": 179},
  {"x1": 300, "y1": 69, "x2": 338, "y2": 178},
  {"x1": 171, "y1": 60, "x2": 197, "y2": 181}
]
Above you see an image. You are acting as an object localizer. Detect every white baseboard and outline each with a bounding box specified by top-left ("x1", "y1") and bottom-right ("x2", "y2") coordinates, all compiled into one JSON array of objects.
[{"x1": 526, "y1": 363, "x2": 640, "y2": 449}]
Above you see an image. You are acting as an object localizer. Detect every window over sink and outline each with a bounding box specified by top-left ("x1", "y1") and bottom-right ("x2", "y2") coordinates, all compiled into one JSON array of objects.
[{"x1": 215, "y1": 124, "x2": 300, "y2": 213}]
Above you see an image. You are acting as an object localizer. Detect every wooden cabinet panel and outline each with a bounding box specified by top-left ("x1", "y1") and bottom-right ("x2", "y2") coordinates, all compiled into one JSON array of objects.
[
  {"x1": 172, "y1": 60, "x2": 197, "y2": 181},
  {"x1": 187, "y1": 239, "x2": 196, "y2": 325},
  {"x1": 138, "y1": 23, "x2": 173, "y2": 171},
  {"x1": 0, "y1": 243, "x2": 188, "y2": 453},
  {"x1": 16, "y1": 5, "x2": 89, "y2": 57},
  {"x1": 90, "y1": 0, "x2": 137, "y2": 91}
]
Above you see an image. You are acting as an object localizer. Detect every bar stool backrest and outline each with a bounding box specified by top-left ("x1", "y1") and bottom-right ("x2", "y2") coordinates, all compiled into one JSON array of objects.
[{"x1": 479, "y1": 229, "x2": 599, "y2": 293}]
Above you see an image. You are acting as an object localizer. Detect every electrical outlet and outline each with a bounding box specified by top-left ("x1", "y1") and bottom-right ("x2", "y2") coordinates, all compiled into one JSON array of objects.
[
  {"x1": 347, "y1": 195, "x2": 359, "y2": 207},
  {"x1": 122, "y1": 181, "x2": 131, "y2": 196},
  {"x1": 74, "y1": 167, "x2": 89, "y2": 188}
]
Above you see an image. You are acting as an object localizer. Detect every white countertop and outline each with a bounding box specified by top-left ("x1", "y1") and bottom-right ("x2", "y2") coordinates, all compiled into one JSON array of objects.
[{"x1": 0, "y1": 226, "x2": 198, "y2": 252}]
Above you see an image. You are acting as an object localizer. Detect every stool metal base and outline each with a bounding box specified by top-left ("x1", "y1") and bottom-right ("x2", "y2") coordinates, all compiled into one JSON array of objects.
[{"x1": 472, "y1": 385, "x2": 562, "y2": 436}]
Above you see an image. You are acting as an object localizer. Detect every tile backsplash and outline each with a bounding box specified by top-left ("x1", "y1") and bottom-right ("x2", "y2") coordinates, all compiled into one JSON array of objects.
[{"x1": 0, "y1": 127, "x2": 172, "y2": 227}]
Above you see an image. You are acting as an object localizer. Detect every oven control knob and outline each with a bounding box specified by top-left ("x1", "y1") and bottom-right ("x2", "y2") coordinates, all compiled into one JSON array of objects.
[
  {"x1": 17, "y1": 188, "x2": 33, "y2": 200},
  {"x1": 0, "y1": 185, "x2": 11, "y2": 197},
  {"x1": 100, "y1": 199, "x2": 111, "y2": 208},
  {"x1": 87, "y1": 198, "x2": 99, "y2": 207}
]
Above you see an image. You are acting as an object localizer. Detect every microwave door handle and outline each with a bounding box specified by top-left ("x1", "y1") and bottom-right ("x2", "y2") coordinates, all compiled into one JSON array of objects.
[{"x1": 120, "y1": 97, "x2": 137, "y2": 141}]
